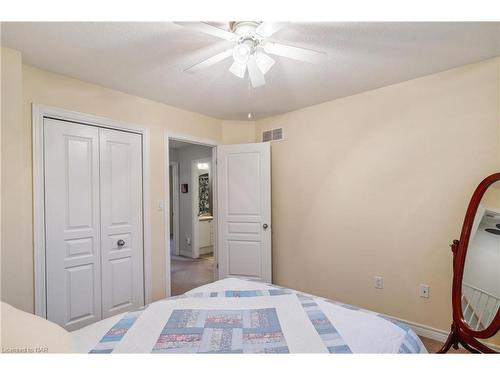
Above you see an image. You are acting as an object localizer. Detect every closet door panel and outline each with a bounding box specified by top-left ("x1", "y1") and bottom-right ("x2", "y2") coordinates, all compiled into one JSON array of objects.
[
  {"x1": 99, "y1": 128, "x2": 144, "y2": 317},
  {"x1": 44, "y1": 118, "x2": 102, "y2": 330}
]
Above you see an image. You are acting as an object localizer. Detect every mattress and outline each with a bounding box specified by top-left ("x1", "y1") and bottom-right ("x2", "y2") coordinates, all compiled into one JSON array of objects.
[{"x1": 72, "y1": 278, "x2": 427, "y2": 353}]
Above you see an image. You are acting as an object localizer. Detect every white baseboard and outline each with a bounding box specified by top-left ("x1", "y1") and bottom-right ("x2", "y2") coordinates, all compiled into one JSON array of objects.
[
  {"x1": 390, "y1": 315, "x2": 449, "y2": 342},
  {"x1": 179, "y1": 249, "x2": 193, "y2": 258},
  {"x1": 389, "y1": 315, "x2": 500, "y2": 351},
  {"x1": 199, "y1": 246, "x2": 213, "y2": 255}
]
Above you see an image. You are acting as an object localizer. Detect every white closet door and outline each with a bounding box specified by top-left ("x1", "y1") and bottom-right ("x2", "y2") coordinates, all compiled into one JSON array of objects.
[
  {"x1": 217, "y1": 142, "x2": 272, "y2": 282},
  {"x1": 45, "y1": 118, "x2": 102, "y2": 330},
  {"x1": 99, "y1": 128, "x2": 144, "y2": 318}
]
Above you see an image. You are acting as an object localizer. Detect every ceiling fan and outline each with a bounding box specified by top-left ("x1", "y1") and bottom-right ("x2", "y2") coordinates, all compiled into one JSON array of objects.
[{"x1": 174, "y1": 21, "x2": 326, "y2": 88}]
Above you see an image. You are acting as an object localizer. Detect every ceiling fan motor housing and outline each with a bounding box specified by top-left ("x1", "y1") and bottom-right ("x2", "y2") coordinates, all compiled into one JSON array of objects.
[{"x1": 230, "y1": 21, "x2": 261, "y2": 36}]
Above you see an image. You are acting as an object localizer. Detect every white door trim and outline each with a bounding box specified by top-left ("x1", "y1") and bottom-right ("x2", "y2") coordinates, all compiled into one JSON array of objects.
[
  {"x1": 169, "y1": 162, "x2": 180, "y2": 256},
  {"x1": 211, "y1": 147, "x2": 218, "y2": 281},
  {"x1": 163, "y1": 131, "x2": 219, "y2": 297},
  {"x1": 32, "y1": 104, "x2": 153, "y2": 318}
]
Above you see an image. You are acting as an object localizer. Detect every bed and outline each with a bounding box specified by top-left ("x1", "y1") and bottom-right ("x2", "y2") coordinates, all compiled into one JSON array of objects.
[{"x1": 71, "y1": 278, "x2": 427, "y2": 353}]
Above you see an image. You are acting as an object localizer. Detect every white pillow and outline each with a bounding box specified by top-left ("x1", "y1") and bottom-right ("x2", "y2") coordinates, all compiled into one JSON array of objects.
[{"x1": 1, "y1": 301, "x2": 77, "y2": 353}]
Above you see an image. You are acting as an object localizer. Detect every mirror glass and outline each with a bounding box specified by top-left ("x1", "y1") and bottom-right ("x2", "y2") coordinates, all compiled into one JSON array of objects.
[
  {"x1": 196, "y1": 160, "x2": 212, "y2": 217},
  {"x1": 198, "y1": 172, "x2": 210, "y2": 215},
  {"x1": 462, "y1": 181, "x2": 500, "y2": 332}
]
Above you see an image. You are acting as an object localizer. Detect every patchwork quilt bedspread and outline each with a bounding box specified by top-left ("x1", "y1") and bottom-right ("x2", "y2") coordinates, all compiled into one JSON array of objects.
[{"x1": 72, "y1": 278, "x2": 427, "y2": 353}]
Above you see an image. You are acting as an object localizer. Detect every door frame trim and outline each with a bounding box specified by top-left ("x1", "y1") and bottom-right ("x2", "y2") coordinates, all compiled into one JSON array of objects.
[
  {"x1": 163, "y1": 131, "x2": 219, "y2": 297},
  {"x1": 169, "y1": 161, "x2": 180, "y2": 256},
  {"x1": 32, "y1": 104, "x2": 153, "y2": 318}
]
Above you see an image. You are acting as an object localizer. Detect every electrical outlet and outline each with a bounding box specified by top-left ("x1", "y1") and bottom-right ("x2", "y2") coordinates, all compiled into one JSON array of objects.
[
  {"x1": 374, "y1": 276, "x2": 383, "y2": 289},
  {"x1": 420, "y1": 284, "x2": 430, "y2": 298}
]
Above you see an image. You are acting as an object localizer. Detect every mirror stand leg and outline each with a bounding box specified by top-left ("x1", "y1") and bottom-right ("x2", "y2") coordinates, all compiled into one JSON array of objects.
[
  {"x1": 437, "y1": 324, "x2": 458, "y2": 353},
  {"x1": 459, "y1": 339, "x2": 480, "y2": 354},
  {"x1": 438, "y1": 324, "x2": 487, "y2": 354}
]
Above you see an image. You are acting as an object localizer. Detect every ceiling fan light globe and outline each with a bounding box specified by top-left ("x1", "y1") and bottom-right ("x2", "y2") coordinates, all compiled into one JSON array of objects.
[
  {"x1": 229, "y1": 61, "x2": 247, "y2": 78},
  {"x1": 255, "y1": 51, "x2": 275, "y2": 75},
  {"x1": 232, "y1": 43, "x2": 251, "y2": 64}
]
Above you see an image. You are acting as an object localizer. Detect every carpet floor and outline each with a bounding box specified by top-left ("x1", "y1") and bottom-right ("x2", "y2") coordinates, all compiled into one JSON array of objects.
[
  {"x1": 170, "y1": 255, "x2": 215, "y2": 296},
  {"x1": 418, "y1": 336, "x2": 468, "y2": 353}
]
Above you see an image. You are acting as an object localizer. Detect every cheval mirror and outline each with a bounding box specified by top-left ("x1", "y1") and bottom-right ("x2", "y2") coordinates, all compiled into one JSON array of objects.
[{"x1": 439, "y1": 173, "x2": 500, "y2": 353}]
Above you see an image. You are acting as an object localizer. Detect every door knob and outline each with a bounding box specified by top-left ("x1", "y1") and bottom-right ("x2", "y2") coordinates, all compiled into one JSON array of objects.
[
  {"x1": 263, "y1": 223, "x2": 268, "y2": 230},
  {"x1": 117, "y1": 239, "x2": 125, "y2": 247}
]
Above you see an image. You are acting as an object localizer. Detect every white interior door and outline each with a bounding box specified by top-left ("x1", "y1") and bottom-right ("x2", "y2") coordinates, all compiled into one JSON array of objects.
[
  {"x1": 217, "y1": 142, "x2": 271, "y2": 282},
  {"x1": 44, "y1": 118, "x2": 102, "y2": 330},
  {"x1": 99, "y1": 128, "x2": 144, "y2": 318}
]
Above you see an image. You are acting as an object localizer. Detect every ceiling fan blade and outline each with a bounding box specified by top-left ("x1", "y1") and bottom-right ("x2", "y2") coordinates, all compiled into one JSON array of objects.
[
  {"x1": 255, "y1": 22, "x2": 287, "y2": 38},
  {"x1": 185, "y1": 49, "x2": 233, "y2": 73},
  {"x1": 247, "y1": 55, "x2": 266, "y2": 88},
  {"x1": 229, "y1": 61, "x2": 247, "y2": 78},
  {"x1": 174, "y1": 22, "x2": 236, "y2": 41},
  {"x1": 263, "y1": 42, "x2": 326, "y2": 64}
]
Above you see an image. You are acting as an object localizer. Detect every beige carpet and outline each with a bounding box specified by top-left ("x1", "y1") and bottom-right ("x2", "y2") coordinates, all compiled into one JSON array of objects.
[
  {"x1": 418, "y1": 336, "x2": 468, "y2": 353},
  {"x1": 170, "y1": 255, "x2": 215, "y2": 296}
]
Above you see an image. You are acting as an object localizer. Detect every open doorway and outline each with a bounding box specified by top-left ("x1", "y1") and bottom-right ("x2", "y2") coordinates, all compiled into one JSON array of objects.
[{"x1": 167, "y1": 138, "x2": 216, "y2": 296}]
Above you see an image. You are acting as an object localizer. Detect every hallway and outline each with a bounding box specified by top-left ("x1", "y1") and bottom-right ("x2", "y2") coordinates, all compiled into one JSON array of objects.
[{"x1": 170, "y1": 238, "x2": 215, "y2": 295}]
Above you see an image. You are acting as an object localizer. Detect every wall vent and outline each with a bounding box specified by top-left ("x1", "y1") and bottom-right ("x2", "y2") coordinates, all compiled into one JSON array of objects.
[
  {"x1": 262, "y1": 130, "x2": 273, "y2": 142},
  {"x1": 262, "y1": 127, "x2": 284, "y2": 142},
  {"x1": 272, "y1": 128, "x2": 284, "y2": 141}
]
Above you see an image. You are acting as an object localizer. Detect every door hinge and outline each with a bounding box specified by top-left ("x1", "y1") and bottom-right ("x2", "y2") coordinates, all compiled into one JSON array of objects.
[{"x1": 216, "y1": 263, "x2": 219, "y2": 269}]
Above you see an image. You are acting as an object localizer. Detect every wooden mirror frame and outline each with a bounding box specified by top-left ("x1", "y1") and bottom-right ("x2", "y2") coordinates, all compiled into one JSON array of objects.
[{"x1": 439, "y1": 173, "x2": 500, "y2": 353}]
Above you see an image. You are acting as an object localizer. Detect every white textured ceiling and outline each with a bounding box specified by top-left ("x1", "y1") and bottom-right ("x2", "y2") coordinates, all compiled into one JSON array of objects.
[{"x1": 2, "y1": 22, "x2": 499, "y2": 120}]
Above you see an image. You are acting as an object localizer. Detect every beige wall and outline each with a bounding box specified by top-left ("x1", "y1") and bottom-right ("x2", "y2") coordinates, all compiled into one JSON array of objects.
[
  {"x1": 255, "y1": 58, "x2": 500, "y2": 331},
  {"x1": 1, "y1": 48, "x2": 28, "y2": 311},
  {"x1": 1, "y1": 47, "x2": 224, "y2": 312},
  {"x1": 221, "y1": 120, "x2": 256, "y2": 144},
  {"x1": 480, "y1": 184, "x2": 500, "y2": 209}
]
